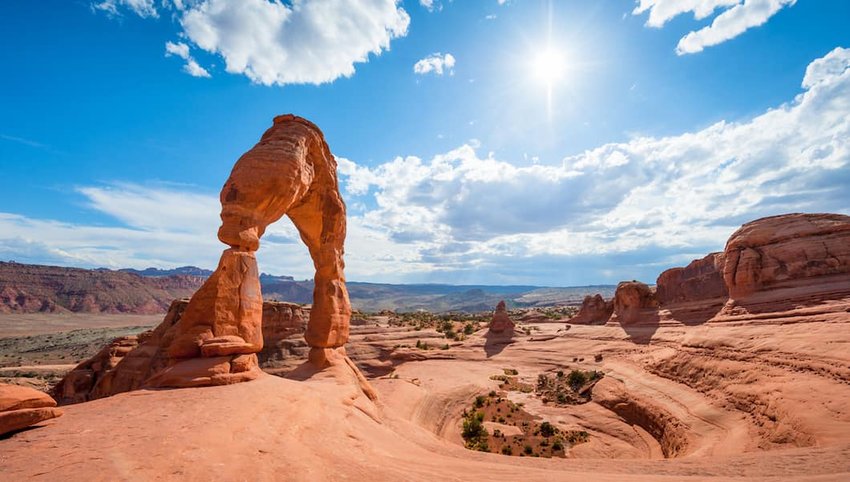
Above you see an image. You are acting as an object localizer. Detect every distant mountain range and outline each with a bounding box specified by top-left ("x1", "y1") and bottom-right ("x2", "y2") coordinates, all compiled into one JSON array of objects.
[{"x1": 0, "y1": 261, "x2": 614, "y2": 314}]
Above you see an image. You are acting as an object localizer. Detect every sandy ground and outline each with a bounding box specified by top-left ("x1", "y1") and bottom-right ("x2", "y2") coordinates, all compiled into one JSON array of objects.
[
  {"x1": 1, "y1": 307, "x2": 849, "y2": 481},
  {"x1": 0, "y1": 313, "x2": 160, "y2": 338}
]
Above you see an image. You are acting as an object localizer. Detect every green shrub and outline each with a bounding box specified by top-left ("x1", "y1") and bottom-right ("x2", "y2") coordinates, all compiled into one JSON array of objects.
[
  {"x1": 539, "y1": 421, "x2": 557, "y2": 437},
  {"x1": 568, "y1": 370, "x2": 588, "y2": 390}
]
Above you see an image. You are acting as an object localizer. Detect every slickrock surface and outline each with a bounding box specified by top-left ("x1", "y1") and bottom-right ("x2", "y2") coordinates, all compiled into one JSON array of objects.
[
  {"x1": 488, "y1": 300, "x2": 516, "y2": 335},
  {"x1": 570, "y1": 294, "x2": 614, "y2": 324},
  {"x1": 0, "y1": 383, "x2": 62, "y2": 436},
  {"x1": 4, "y1": 317, "x2": 850, "y2": 480}
]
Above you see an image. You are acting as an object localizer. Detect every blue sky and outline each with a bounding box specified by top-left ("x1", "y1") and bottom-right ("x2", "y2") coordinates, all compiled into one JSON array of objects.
[{"x1": 1, "y1": 0, "x2": 849, "y2": 286}]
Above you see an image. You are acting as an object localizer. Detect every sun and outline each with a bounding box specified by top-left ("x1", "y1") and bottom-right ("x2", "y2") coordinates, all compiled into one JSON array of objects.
[{"x1": 532, "y1": 47, "x2": 566, "y2": 86}]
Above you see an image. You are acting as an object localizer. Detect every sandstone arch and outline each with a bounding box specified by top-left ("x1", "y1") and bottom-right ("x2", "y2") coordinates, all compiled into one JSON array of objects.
[
  {"x1": 51, "y1": 115, "x2": 364, "y2": 398},
  {"x1": 149, "y1": 114, "x2": 352, "y2": 386}
]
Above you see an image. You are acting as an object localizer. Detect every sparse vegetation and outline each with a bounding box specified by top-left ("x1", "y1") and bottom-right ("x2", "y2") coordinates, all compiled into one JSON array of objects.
[{"x1": 461, "y1": 389, "x2": 590, "y2": 458}]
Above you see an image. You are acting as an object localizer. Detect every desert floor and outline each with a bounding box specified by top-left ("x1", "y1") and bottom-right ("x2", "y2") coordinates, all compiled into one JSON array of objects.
[{"x1": 1, "y1": 308, "x2": 849, "y2": 481}]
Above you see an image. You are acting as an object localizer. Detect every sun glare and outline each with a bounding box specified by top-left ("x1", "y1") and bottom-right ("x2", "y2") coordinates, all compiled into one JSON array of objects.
[{"x1": 532, "y1": 48, "x2": 566, "y2": 86}]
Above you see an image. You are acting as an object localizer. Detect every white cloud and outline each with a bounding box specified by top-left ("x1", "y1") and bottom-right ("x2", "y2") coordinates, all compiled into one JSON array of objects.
[
  {"x1": 96, "y1": 0, "x2": 409, "y2": 86},
  {"x1": 335, "y1": 47, "x2": 850, "y2": 278},
  {"x1": 165, "y1": 41, "x2": 211, "y2": 78},
  {"x1": 93, "y1": 0, "x2": 158, "y2": 18},
  {"x1": 419, "y1": 0, "x2": 441, "y2": 12},
  {"x1": 633, "y1": 0, "x2": 797, "y2": 55},
  {"x1": 414, "y1": 53, "x2": 456, "y2": 76},
  {"x1": 179, "y1": 0, "x2": 409, "y2": 85},
  {"x1": 2, "y1": 48, "x2": 849, "y2": 284}
]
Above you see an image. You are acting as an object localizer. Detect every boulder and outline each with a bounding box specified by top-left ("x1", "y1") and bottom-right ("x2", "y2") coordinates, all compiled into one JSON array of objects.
[
  {"x1": 569, "y1": 294, "x2": 613, "y2": 324},
  {"x1": 722, "y1": 213, "x2": 850, "y2": 299},
  {"x1": 0, "y1": 383, "x2": 62, "y2": 436}
]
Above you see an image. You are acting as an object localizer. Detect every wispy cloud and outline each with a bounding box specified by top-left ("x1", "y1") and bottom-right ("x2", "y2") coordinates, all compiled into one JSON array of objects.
[
  {"x1": 414, "y1": 53, "x2": 456, "y2": 76},
  {"x1": 633, "y1": 0, "x2": 797, "y2": 55},
  {"x1": 0, "y1": 134, "x2": 49, "y2": 149},
  {"x1": 165, "y1": 41, "x2": 210, "y2": 78}
]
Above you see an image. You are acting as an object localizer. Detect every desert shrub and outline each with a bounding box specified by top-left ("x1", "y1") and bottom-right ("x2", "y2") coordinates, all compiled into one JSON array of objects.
[
  {"x1": 504, "y1": 368, "x2": 519, "y2": 376},
  {"x1": 552, "y1": 440, "x2": 564, "y2": 451},
  {"x1": 568, "y1": 370, "x2": 588, "y2": 390},
  {"x1": 501, "y1": 445, "x2": 513, "y2": 455},
  {"x1": 462, "y1": 411, "x2": 489, "y2": 451},
  {"x1": 488, "y1": 390, "x2": 497, "y2": 397},
  {"x1": 474, "y1": 395, "x2": 486, "y2": 408},
  {"x1": 524, "y1": 445, "x2": 533, "y2": 455},
  {"x1": 463, "y1": 323, "x2": 475, "y2": 335},
  {"x1": 539, "y1": 421, "x2": 557, "y2": 437},
  {"x1": 565, "y1": 430, "x2": 590, "y2": 445},
  {"x1": 493, "y1": 429, "x2": 502, "y2": 438}
]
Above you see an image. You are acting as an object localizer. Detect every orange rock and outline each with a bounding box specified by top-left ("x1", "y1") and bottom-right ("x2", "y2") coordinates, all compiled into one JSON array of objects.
[
  {"x1": 723, "y1": 213, "x2": 850, "y2": 299},
  {"x1": 0, "y1": 383, "x2": 62, "y2": 436},
  {"x1": 570, "y1": 294, "x2": 613, "y2": 324},
  {"x1": 488, "y1": 300, "x2": 516, "y2": 335},
  {"x1": 53, "y1": 115, "x2": 356, "y2": 397},
  {"x1": 656, "y1": 252, "x2": 728, "y2": 305},
  {"x1": 610, "y1": 281, "x2": 658, "y2": 325}
]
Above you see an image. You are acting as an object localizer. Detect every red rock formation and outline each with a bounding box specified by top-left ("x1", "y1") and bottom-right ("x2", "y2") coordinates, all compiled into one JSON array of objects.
[
  {"x1": 570, "y1": 294, "x2": 614, "y2": 324},
  {"x1": 722, "y1": 213, "x2": 850, "y2": 299},
  {"x1": 146, "y1": 114, "x2": 352, "y2": 386},
  {"x1": 53, "y1": 299, "x2": 309, "y2": 405},
  {"x1": 1, "y1": 384, "x2": 62, "y2": 436},
  {"x1": 656, "y1": 253, "x2": 728, "y2": 305},
  {"x1": 610, "y1": 281, "x2": 658, "y2": 325},
  {"x1": 53, "y1": 115, "x2": 357, "y2": 395},
  {"x1": 488, "y1": 300, "x2": 515, "y2": 335}
]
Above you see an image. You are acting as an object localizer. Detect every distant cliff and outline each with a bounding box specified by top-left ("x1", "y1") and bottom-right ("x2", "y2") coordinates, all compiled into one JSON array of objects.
[{"x1": 0, "y1": 262, "x2": 204, "y2": 314}]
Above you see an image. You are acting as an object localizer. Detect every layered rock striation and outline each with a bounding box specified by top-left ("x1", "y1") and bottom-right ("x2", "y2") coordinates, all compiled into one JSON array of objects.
[
  {"x1": 722, "y1": 213, "x2": 850, "y2": 299},
  {"x1": 656, "y1": 253, "x2": 728, "y2": 305},
  {"x1": 1, "y1": 383, "x2": 62, "y2": 436}
]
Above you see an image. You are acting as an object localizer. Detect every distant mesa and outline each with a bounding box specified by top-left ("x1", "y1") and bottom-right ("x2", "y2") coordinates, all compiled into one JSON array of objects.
[
  {"x1": 0, "y1": 383, "x2": 63, "y2": 436},
  {"x1": 0, "y1": 261, "x2": 203, "y2": 314},
  {"x1": 119, "y1": 266, "x2": 215, "y2": 278}
]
